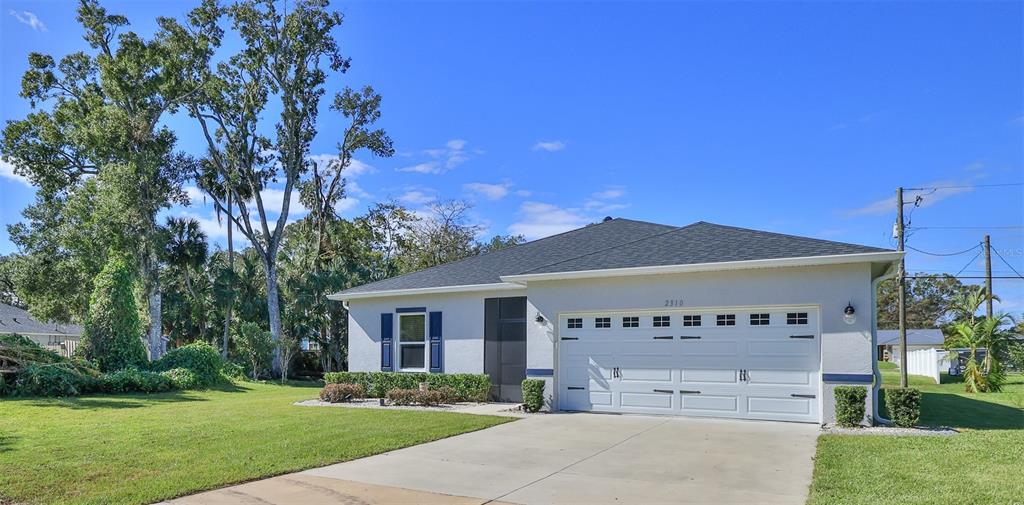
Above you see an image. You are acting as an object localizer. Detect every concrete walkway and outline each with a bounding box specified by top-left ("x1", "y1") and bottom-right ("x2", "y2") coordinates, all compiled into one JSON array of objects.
[{"x1": 166, "y1": 413, "x2": 819, "y2": 504}]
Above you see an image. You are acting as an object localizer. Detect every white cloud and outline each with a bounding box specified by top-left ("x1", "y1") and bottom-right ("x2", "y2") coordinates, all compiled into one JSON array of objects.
[
  {"x1": 508, "y1": 201, "x2": 591, "y2": 240},
  {"x1": 397, "y1": 162, "x2": 442, "y2": 174},
  {"x1": 446, "y1": 139, "x2": 467, "y2": 151},
  {"x1": 307, "y1": 153, "x2": 375, "y2": 179},
  {"x1": 464, "y1": 182, "x2": 510, "y2": 200},
  {"x1": 9, "y1": 10, "x2": 46, "y2": 32},
  {"x1": 398, "y1": 190, "x2": 436, "y2": 205},
  {"x1": 845, "y1": 181, "x2": 974, "y2": 217},
  {"x1": 532, "y1": 140, "x2": 566, "y2": 152},
  {"x1": 335, "y1": 197, "x2": 359, "y2": 214},
  {"x1": 514, "y1": 189, "x2": 532, "y2": 198},
  {"x1": 0, "y1": 160, "x2": 31, "y2": 186},
  {"x1": 400, "y1": 139, "x2": 473, "y2": 174},
  {"x1": 591, "y1": 186, "x2": 625, "y2": 200},
  {"x1": 256, "y1": 187, "x2": 308, "y2": 215}
]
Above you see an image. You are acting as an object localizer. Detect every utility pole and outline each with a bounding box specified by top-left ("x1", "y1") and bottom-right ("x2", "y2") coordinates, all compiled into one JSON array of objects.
[
  {"x1": 896, "y1": 187, "x2": 908, "y2": 388},
  {"x1": 984, "y1": 235, "x2": 993, "y2": 318}
]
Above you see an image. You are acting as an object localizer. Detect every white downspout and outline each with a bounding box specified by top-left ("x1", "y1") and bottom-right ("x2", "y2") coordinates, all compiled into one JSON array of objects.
[{"x1": 871, "y1": 263, "x2": 898, "y2": 426}]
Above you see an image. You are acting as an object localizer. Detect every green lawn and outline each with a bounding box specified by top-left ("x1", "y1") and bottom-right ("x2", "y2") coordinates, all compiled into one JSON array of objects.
[
  {"x1": 0, "y1": 382, "x2": 512, "y2": 505},
  {"x1": 808, "y1": 367, "x2": 1024, "y2": 505}
]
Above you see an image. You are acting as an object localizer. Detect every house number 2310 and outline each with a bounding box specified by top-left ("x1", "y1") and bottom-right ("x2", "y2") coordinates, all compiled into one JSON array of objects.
[{"x1": 664, "y1": 299, "x2": 684, "y2": 307}]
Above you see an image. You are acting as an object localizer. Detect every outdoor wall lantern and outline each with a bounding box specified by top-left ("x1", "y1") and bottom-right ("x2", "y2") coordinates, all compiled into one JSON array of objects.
[
  {"x1": 843, "y1": 302, "x2": 857, "y2": 325},
  {"x1": 534, "y1": 314, "x2": 547, "y2": 324}
]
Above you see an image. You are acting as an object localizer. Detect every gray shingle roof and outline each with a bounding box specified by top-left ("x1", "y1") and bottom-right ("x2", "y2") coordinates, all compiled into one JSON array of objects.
[
  {"x1": 335, "y1": 219, "x2": 893, "y2": 297},
  {"x1": 0, "y1": 302, "x2": 82, "y2": 337},
  {"x1": 877, "y1": 329, "x2": 945, "y2": 346}
]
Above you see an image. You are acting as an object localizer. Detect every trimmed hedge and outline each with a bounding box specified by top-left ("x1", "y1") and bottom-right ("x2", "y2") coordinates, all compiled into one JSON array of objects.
[
  {"x1": 320, "y1": 383, "x2": 365, "y2": 403},
  {"x1": 885, "y1": 388, "x2": 921, "y2": 428},
  {"x1": 100, "y1": 367, "x2": 174, "y2": 394},
  {"x1": 153, "y1": 342, "x2": 226, "y2": 387},
  {"x1": 386, "y1": 388, "x2": 444, "y2": 406},
  {"x1": 522, "y1": 379, "x2": 545, "y2": 412},
  {"x1": 834, "y1": 385, "x2": 868, "y2": 427},
  {"x1": 324, "y1": 372, "x2": 491, "y2": 401}
]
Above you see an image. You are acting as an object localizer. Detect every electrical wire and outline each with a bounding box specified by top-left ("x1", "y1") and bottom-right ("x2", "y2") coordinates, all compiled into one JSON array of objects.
[
  {"x1": 908, "y1": 226, "x2": 1024, "y2": 230},
  {"x1": 954, "y1": 250, "x2": 984, "y2": 277},
  {"x1": 905, "y1": 243, "x2": 982, "y2": 257},
  {"x1": 904, "y1": 182, "x2": 1024, "y2": 190},
  {"x1": 991, "y1": 246, "x2": 1024, "y2": 280}
]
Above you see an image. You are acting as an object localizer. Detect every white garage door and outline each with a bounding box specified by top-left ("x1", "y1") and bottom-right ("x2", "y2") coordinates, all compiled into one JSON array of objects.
[{"x1": 558, "y1": 307, "x2": 821, "y2": 423}]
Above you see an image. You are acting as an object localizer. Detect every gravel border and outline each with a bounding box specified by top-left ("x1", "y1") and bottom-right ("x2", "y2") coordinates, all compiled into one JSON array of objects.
[
  {"x1": 293, "y1": 398, "x2": 529, "y2": 415},
  {"x1": 821, "y1": 424, "x2": 959, "y2": 436}
]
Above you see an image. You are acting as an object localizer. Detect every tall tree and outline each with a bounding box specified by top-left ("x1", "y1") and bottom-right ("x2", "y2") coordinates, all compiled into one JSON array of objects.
[
  {"x1": 0, "y1": 0, "x2": 193, "y2": 358},
  {"x1": 162, "y1": 0, "x2": 363, "y2": 373},
  {"x1": 398, "y1": 200, "x2": 482, "y2": 271},
  {"x1": 164, "y1": 217, "x2": 210, "y2": 340},
  {"x1": 876, "y1": 274, "x2": 971, "y2": 330}
]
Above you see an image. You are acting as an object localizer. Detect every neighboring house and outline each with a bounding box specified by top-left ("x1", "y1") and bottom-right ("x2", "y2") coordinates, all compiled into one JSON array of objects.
[
  {"x1": 877, "y1": 328, "x2": 946, "y2": 361},
  {"x1": 0, "y1": 302, "x2": 82, "y2": 357},
  {"x1": 330, "y1": 219, "x2": 901, "y2": 425}
]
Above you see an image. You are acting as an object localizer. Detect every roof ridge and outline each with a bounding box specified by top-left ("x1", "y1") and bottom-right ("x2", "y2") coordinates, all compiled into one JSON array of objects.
[
  {"x1": 695, "y1": 221, "x2": 893, "y2": 252},
  {"x1": 515, "y1": 221, "x2": 703, "y2": 275},
  {"x1": 338, "y1": 217, "x2": 644, "y2": 293}
]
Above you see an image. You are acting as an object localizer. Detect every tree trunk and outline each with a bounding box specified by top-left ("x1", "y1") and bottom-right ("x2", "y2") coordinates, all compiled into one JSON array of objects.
[
  {"x1": 265, "y1": 259, "x2": 282, "y2": 376},
  {"x1": 147, "y1": 279, "x2": 162, "y2": 361},
  {"x1": 222, "y1": 194, "x2": 233, "y2": 360}
]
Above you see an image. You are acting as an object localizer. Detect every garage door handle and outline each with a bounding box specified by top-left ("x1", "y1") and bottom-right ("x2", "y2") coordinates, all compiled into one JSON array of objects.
[
  {"x1": 678, "y1": 335, "x2": 702, "y2": 340},
  {"x1": 561, "y1": 337, "x2": 579, "y2": 341},
  {"x1": 789, "y1": 335, "x2": 815, "y2": 339},
  {"x1": 679, "y1": 390, "x2": 701, "y2": 394},
  {"x1": 653, "y1": 389, "x2": 674, "y2": 394},
  {"x1": 568, "y1": 386, "x2": 585, "y2": 391},
  {"x1": 653, "y1": 336, "x2": 673, "y2": 340},
  {"x1": 791, "y1": 394, "x2": 816, "y2": 398}
]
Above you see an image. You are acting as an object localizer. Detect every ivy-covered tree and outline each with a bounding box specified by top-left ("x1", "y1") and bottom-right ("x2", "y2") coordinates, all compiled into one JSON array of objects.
[
  {"x1": 234, "y1": 321, "x2": 272, "y2": 380},
  {"x1": 78, "y1": 252, "x2": 147, "y2": 371}
]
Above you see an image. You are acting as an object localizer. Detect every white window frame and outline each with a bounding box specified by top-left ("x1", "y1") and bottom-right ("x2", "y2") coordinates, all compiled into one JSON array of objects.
[{"x1": 397, "y1": 313, "x2": 428, "y2": 371}]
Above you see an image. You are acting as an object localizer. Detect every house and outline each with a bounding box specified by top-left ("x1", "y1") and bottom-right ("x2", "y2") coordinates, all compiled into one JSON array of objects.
[
  {"x1": 877, "y1": 328, "x2": 946, "y2": 361},
  {"x1": 330, "y1": 219, "x2": 901, "y2": 425},
  {"x1": 0, "y1": 302, "x2": 82, "y2": 357}
]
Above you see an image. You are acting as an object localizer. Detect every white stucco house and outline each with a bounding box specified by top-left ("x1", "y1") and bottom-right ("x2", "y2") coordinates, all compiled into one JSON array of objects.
[{"x1": 330, "y1": 219, "x2": 901, "y2": 425}]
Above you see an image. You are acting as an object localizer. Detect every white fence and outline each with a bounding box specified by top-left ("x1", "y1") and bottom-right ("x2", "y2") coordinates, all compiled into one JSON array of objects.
[{"x1": 893, "y1": 348, "x2": 949, "y2": 384}]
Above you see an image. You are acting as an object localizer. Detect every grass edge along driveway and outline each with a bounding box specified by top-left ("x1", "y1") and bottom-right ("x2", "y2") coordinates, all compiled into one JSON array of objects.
[
  {"x1": 807, "y1": 370, "x2": 1024, "y2": 505},
  {"x1": 0, "y1": 381, "x2": 513, "y2": 505}
]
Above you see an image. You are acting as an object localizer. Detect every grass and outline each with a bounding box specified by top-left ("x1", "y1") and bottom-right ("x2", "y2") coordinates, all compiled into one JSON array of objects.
[
  {"x1": 0, "y1": 381, "x2": 512, "y2": 505},
  {"x1": 808, "y1": 366, "x2": 1024, "y2": 505}
]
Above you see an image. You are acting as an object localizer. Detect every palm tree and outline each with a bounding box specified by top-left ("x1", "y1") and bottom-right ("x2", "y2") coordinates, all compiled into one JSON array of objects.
[
  {"x1": 948, "y1": 313, "x2": 1016, "y2": 392},
  {"x1": 165, "y1": 217, "x2": 209, "y2": 340},
  {"x1": 949, "y1": 285, "x2": 1000, "y2": 324}
]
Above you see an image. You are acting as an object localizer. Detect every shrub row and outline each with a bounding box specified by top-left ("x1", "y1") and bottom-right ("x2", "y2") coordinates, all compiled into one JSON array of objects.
[
  {"x1": 320, "y1": 383, "x2": 365, "y2": 403},
  {"x1": 386, "y1": 388, "x2": 444, "y2": 406},
  {"x1": 323, "y1": 372, "x2": 491, "y2": 402}
]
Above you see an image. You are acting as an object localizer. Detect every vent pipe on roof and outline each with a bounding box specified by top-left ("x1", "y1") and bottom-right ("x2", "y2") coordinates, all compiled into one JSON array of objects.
[{"x1": 603, "y1": 216, "x2": 613, "y2": 222}]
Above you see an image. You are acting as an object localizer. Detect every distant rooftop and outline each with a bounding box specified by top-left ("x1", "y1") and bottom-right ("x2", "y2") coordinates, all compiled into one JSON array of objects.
[
  {"x1": 0, "y1": 303, "x2": 82, "y2": 337},
  {"x1": 877, "y1": 328, "x2": 945, "y2": 346}
]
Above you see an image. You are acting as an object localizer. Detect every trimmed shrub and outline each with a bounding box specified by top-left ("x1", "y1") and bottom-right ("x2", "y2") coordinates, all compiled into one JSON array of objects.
[
  {"x1": 320, "y1": 383, "x2": 365, "y2": 403},
  {"x1": 325, "y1": 372, "x2": 491, "y2": 401},
  {"x1": 385, "y1": 388, "x2": 444, "y2": 406},
  {"x1": 885, "y1": 388, "x2": 921, "y2": 428},
  {"x1": 434, "y1": 386, "x2": 460, "y2": 404},
  {"x1": 99, "y1": 367, "x2": 174, "y2": 394},
  {"x1": 834, "y1": 386, "x2": 868, "y2": 427},
  {"x1": 154, "y1": 342, "x2": 224, "y2": 387},
  {"x1": 161, "y1": 368, "x2": 199, "y2": 390},
  {"x1": 220, "y1": 361, "x2": 246, "y2": 381},
  {"x1": 416, "y1": 389, "x2": 444, "y2": 406},
  {"x1": 522, "y1": 379, "x2": 545, "y2": 413},
  {"x1": 78, "y1": 253, "x2": 147, "y2": 372}
]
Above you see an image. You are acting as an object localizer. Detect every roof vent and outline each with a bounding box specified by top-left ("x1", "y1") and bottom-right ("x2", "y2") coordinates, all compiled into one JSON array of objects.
[{"x1": 603, "y1": 216, "x2": 613, "y2": 222}]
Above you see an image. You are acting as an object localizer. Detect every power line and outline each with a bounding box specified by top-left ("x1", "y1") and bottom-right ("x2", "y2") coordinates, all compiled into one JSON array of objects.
[
  {"x1": 954, "y1": 250, "x2": 984, "y2": 277},
  {"x1": 904, "y1": 182, "x2": 1024, "y2": 190},
  {"x1": 905, "y1": 243, "x2": 982, "y2": 256},
  {"x1": 908, "y1": 226, "x2": 1024, "y2": 230},
  {"x1": 991, "y1": 245, "x2": 1024, "y2": 280}
]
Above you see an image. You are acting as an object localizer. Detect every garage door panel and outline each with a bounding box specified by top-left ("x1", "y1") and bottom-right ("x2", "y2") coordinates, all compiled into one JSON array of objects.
[
  {"x1": 620, "y1": 367, "x2": 673, "y2": 382},
  {"x1": 620, "y1": 392, "x2": 674, "y2": 409},
  {"x1": 747, "y1": 339, "x2": 814, "y2": 357},
  {"x1": 681, "y1": 339, "x2": 738, "y2": 356},
  {"x1": 747, "y1": 369, "x2": 813, "y2": 386},
  {"x1": 747, "y1": 396, "x2": 813, "y2": 416},
  {"x1": 680, "y1": 368, "x2": 738, "y2": 384},
  {"x1": 589, "y1": 391, "x2": 613, "y2": 406},
  {"x1": 681, "y1": 394, "x2": 740, "y2": 413}
]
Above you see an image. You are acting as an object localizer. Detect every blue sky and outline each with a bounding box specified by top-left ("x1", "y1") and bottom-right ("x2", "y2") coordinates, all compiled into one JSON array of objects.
[{"x1": 1, "y1": 1, "x2": 1022, "y2": 311}]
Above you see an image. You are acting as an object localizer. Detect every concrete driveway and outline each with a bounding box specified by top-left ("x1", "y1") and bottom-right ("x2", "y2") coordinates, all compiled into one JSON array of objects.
[{"x1": 168, "y1": 413, "x2": 820, "y2": 505}]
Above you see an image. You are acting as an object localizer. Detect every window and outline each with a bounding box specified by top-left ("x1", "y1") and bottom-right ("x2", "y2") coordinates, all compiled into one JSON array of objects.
[
  {"x1": 398, "y1": 313, "x2": 426, "y2": 369},
  {"x1": 567, "y1": 317, "x2": 583, "y2": 329},
  {"x1": 682, "y1": 315, "x2": 702, "y2": 327},
  {"x1": 787, "y1": 312, "x2": 809, "y2": 325},
  {"x1": 653, "y1": 315, "x2": 671, "y2": 328},
  {"x1": 595, "y1": 317, "x2": 611, "y2": 328},
  {"x1": 716, "y1": 314, "x2": 736, "y2": 326},
  {"x1": 622, "y1": 316, "x2": 639, "y2": 328},
  {"x1": 301, "y1": 338, "x2": 320, "y2": 352},
  {"x1": 750, "y1": 313, "x2": 770, "y2": 326}
]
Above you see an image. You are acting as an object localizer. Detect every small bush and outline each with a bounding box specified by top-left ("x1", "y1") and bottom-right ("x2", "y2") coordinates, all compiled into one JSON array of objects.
[
  {"x1": 99, "y1": 367, "x2": 174, "y2": 394},
  {"x1": 434, "y1": 386, "x2": 460, "y2": 404},
  {"x1": 385, "y1": 388, "x2": 445, "y2": 406},
  {"x1": 885, "y1": 388, "x2": 921, "y2": 428},
  {"x1": 161, "y1": 368, "x2": 199, "y2": 390},
  {"x1": 14, "y1": 363, "x2": 96, "y2": 397},
  {"x1": 834, "y1": 386, "x2": 868, "y2": 427},
  {"x1": 320, "y1": 383, "x2": 365, "y2": 403},
  {"x1": 154, "y1": 342, "x2": 224, "y2": 387},
  {"x1": 220, "y1": 361, "x2": 246, "y2": 381},
  {"x1": 324, "y1": 372, "x2": 491, "y2": 401},
  {"x1": 417, "y1": 389, "x2": 444, "y2": 406},
  {"x1": 522, "y1": 379, "x2": 545, "y2": 412}
]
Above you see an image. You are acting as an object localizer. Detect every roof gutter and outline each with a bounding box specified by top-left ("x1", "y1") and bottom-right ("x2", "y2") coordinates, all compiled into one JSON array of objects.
[
  {"x1": 329, "y1": 282, "x2": 524, "y2": 302},
  {"x1": 500, "y1": 251, "x2": 904, "y2": 285}
]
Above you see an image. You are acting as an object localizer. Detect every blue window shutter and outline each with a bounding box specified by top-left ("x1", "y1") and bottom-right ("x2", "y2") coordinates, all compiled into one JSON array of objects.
[
  {"x1": 429, "y1": 311, "x2": 443, "y2": 373},
  {"x1": 381, "y1": 313, "x2": 393, "y2": 371}
]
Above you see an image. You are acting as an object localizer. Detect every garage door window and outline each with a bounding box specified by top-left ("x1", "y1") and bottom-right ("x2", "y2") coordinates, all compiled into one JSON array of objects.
[
  {"x1": 595, "y1": 317, "x2": 611, "y2": 328},
  {"x1": 787, "y1": 312, "x2": 808, "y2": 325},
  {"x1": 682, "y1": 315, "x2": 702, "y2": 327},
  {"x1": 622, "y1": 316, "x2": 639, "y2": 328},
  {"x1": 653, "y1": 316, "x2": 671, "y2": 327},
  {"x1": 716, "y1": 314, "x2": 736, "y2": 326},
  {"x1": 398, "y1": 313, "x2": 426, "y2": 370},
  {"x1": 750, "y1": 313, "x2": 770, "y2": 325},
  {"x1": 567, "y1": 317, "x2": 583, "y2": 329}
]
